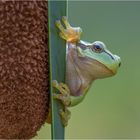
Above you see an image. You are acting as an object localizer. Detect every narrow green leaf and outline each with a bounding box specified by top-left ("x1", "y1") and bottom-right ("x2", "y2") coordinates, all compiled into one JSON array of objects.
[{"x1": 48, "y1": 1, "x2": 67, "y2": 139}]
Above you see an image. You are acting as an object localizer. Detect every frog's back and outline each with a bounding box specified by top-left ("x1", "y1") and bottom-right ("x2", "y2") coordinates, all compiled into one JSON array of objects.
[{"x1": 0, "y1": 1, "x2": 49, "y2": 139}]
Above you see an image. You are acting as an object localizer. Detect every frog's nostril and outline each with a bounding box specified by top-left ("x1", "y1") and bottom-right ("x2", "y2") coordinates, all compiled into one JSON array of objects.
[{"x1": 119, "y1": 62, "x2": 121, "y2": 67}]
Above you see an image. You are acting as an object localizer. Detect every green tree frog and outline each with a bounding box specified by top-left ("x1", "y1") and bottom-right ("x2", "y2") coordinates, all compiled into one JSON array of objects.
[{"x1": 52, "y1": 17, "x2": 121, "y2": 126}]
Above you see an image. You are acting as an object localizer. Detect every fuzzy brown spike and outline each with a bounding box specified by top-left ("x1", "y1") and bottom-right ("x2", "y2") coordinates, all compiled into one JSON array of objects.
[{"x1": 0, "y1": 1, "x2": 49, "y2": 139}]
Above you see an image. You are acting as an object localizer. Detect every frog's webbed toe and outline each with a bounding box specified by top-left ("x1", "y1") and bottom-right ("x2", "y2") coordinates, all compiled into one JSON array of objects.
[
  {"x1": 52, "y1": 80, "x2": 71, "y2": 106},
  {"x1": 59, "y1": 108, "x2": 71, "y2": 126},
  {"x1": 55, "y1": 16, "x2": 82, "y2": 43}
]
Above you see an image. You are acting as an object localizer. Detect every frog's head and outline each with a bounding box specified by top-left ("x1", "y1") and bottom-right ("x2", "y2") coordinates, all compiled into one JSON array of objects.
[{"x1": 77, "y1": 41, "x2": 121, "y2": 79}]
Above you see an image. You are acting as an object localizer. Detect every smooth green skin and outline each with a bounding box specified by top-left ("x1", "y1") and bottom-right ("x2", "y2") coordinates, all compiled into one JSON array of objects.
[
  {"x1": 67, "y1": 40, "x2": 121, "y2": 107},
  {"x1": 77, "y1": 41, "x2": 121, "y2": 74}
]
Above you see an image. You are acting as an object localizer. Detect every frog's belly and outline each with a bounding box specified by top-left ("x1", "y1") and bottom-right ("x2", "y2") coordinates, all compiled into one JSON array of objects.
[
  {"x1": 0, "y1": 1, "x2": 49, "y2": 139},
  {"x1": 66, "y1": 45, "x2": 82, "y2": 96}
]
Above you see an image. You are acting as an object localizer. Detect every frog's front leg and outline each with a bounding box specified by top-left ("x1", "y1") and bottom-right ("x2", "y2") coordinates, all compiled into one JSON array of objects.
[{"x1": 55, "y1": 16, "x2": 82, "y2": 44}]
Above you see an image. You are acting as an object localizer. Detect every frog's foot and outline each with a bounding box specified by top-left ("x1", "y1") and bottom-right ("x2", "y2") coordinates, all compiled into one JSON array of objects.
[
  {"x1": 59, "y1": 108, "x2": 71, "y2": 126},
  {"x1": 55, "y1": 16, "x2": 82, "y2": 44},
  {"x1": 46, "y1": 105, "x2": 51, "y2": 124},
  {"x1": 52, "y1": 80, "x2": 71, "y2": 106},
  {"x1": 46, "y1": 105, "x2": 71, "y2": 127}
]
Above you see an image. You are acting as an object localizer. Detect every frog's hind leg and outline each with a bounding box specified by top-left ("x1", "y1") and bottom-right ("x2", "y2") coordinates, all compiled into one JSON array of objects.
[
  {"x1": 46, "y1": 104, "x2": 51, "y2": 124},
  {"x1": 52, "y1": 80, "x2": 71, "y2": 126}
]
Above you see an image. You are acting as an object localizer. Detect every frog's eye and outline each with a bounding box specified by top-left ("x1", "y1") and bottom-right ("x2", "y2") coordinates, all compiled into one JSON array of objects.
[{"x1": 92, "y1": 44, "x2": 103, "y2": 53}]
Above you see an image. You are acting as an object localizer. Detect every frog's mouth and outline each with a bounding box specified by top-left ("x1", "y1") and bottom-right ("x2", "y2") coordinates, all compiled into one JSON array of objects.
[
  {"x1": 94, "y1": 59, "x2": 117, "y2": 75},
  {"x1": 88, "y1": 57, "x2": 115, "y2": 77},
  {"x1": 77, "y1": 48, "x2": 120, "y2": 78},
  {"x1": 91, "y1": 58, "x2": 120, "y2": 76}
]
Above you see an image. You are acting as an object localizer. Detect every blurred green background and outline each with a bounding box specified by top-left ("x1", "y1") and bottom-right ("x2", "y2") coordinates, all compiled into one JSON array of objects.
[{"x1": 35, "y1": 1, "x2": 140, "y2": 139}]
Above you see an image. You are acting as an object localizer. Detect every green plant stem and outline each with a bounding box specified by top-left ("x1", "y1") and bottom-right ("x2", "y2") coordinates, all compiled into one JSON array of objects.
[{"x1": 48, "y1": 1, "x2": 67, "y2": 139}]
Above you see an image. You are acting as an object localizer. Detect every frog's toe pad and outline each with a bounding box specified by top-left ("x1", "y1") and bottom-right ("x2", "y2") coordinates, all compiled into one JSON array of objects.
[
  {"x1": 52, "y1": 80, "x2": 70, "y2": 95},
  {"x1": 53, "y1": 93, "x2": 71, "y2": 106},
  {"x1": 59, "y1": 109, "x2": 71, "y2": 127},
  {"x1": 52, "y1": 80, "x2": 58, "y2": 87},
  {"x1": 59, "y1": 83, "x2": 70, "y2": 95},
  {"x1": 55, "y1": 17, "x2": 82, "y2": 43},
  {"x1": 52, "y1": 80, "x2": 71, "y2": 106}
]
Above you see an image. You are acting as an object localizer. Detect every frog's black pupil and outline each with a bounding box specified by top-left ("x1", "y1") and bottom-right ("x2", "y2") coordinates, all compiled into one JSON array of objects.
[{"x1": 95, "y1": 45, "x2": 101, "y2": 50}]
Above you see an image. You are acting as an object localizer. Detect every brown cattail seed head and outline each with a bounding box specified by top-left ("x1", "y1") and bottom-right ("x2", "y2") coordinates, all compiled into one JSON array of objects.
[{"x1": 0, "y1": 1, "x2": 49, "y2": 139}]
